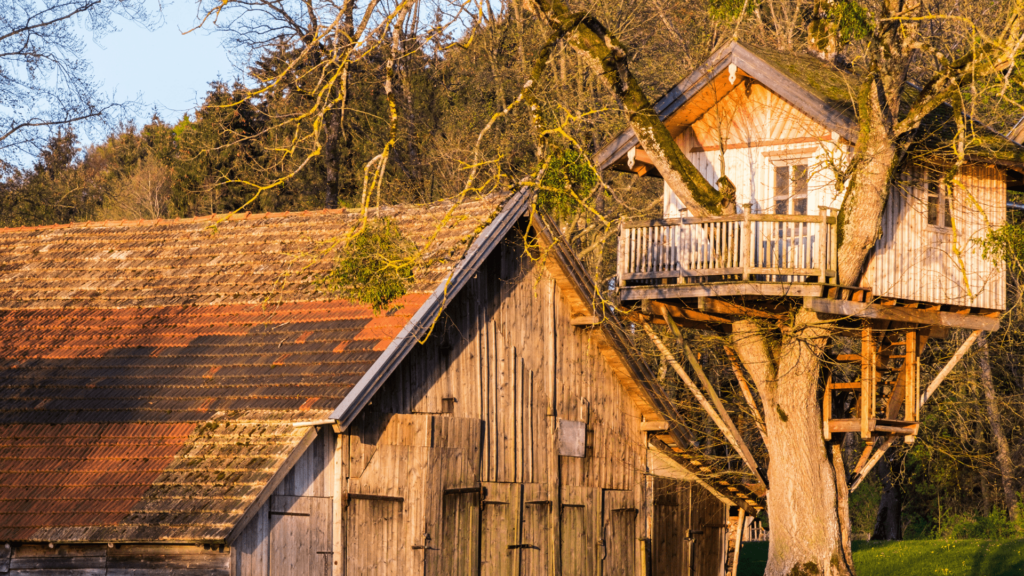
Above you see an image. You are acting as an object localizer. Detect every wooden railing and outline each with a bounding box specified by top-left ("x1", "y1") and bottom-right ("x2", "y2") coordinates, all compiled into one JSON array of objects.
[{"x1": 617, "y1": 208, "x2": 838, "y2": 286}]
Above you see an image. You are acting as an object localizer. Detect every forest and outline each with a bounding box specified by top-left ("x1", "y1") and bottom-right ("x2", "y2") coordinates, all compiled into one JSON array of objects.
[{"x1": 3, "y1": 0, "x2": 1024, "y2": 572}]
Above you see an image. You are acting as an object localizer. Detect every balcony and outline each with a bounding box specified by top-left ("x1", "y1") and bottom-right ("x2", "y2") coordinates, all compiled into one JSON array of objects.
[{"x1": 617, "y1": 211, "x2": 838, "y2": 302}]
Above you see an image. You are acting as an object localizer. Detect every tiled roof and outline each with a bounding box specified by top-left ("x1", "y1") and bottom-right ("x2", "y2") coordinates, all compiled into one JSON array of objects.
[{"x1": 0, "y1": 193, "x2": 511, "y2": 542}]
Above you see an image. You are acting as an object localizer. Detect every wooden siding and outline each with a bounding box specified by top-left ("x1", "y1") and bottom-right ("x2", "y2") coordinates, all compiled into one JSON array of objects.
[
  {"x1": 666, "y1": 83, "x2": 844, "y2": 219},
  {"x1": 866, "y1": 164, "x2": 1006, "y2": 310},
  {"x1": 2, "y1": 543, "x2": 228, "y2": 575}
]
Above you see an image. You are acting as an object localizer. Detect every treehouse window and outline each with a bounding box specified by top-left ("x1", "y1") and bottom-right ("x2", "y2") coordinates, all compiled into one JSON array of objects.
[
  {"x1": 926, "y1": 172, "x2": 953, "y2": 228},
  {"x1": 774, "y1": 164, "x2": 808, "y2": 215}
]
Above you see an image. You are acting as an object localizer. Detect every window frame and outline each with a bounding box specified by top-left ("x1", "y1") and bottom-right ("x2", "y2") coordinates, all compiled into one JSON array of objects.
[{"x1": 923, "y1": 168, "x2": 954, "y2": 230}]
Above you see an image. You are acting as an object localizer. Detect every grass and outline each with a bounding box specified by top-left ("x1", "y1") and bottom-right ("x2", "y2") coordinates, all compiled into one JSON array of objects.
[{"x1": 738, "y1": 539, "x2": 1024, "y2": 576}]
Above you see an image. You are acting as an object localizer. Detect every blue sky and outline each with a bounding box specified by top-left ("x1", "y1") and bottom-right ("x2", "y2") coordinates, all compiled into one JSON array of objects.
[{"x1": 83, "y1": 0, "x2": 235, "y2": 124}]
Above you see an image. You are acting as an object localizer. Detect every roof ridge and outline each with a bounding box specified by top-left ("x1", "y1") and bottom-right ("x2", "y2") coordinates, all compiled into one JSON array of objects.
[
  {"x1": 3, "y1": 207, "x2": 350, "y2": 233},
  {"x1": 0, "y1": 192, "x2": 506, "y2": 234}
]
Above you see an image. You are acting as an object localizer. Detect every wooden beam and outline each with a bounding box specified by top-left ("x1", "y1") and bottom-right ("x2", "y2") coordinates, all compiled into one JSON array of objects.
[
  {"x1": 640, "y1": 420, "x2": 671, "y2": 431},
  {"x1": 723, "y1": 347, "x2": 768, "y2": 446},
  {"x1": 849, "y1": 436, "x2": 897, "y2": 492},
  {"x1": 698, "y1": 297, "x2": 780, "y2": 319},
  {"x1": 569, "y1": 315, "x2": 600, "y2": 327},
  {"x1": 642, "y1": 323, "x2": 767, "y2": 490},
  {"x1": 681, "y1": 341, "x2": 767, "y2": 488},
  {"x1": 921, "y1": 330, "x2": 982, "y2": 405},
  {"x1": 807, "y1": 298, "x2": 1000, "y2": 331},
  {"x1": 622, "y1": 282, "x2": 824, "y2": 302},
  {"x1": 852, "y1": 441, "x2": 875, "y2": 476}
]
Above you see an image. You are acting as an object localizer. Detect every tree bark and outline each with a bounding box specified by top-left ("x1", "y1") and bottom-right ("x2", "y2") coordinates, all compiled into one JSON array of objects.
[
  {"x1": 732, "y1": 313, "x2": 854, "y2": 576},
  {"x1": 978, "y1": 334, "x2": 1018, "y2": 519},
  {"x1": 529, "y1": 0, "x2": 723, "y2": 216}
]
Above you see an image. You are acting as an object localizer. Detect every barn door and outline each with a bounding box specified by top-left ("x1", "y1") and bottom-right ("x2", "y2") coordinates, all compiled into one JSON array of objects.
[
  {"x1": 560, "y1": 487, "x2": 600, "y2": 576},
  {"x1": 690, "y1": 488, "x2": 726, "y2": 576},
  {"x1": 602, "y1": 490, "x2": 638, "y2": 576},
  {"x1": 652, "y1": 478, "x2": 690, "y2": 576},
  {"x1": 480, "y1": 482, "x2": 521, "y2": 576},
  {"x1": 345, "y1": 496, "x2": 404, "y2": 575},
  {"x1": 268, "y1": 495, "x2": 332, "y2": 576},
  {"x1": 433, "y1": 488, "x2": 481, "y2": 576},
  {"x1": 519, "y1": 484, "x2": 553, "y2": 576}
]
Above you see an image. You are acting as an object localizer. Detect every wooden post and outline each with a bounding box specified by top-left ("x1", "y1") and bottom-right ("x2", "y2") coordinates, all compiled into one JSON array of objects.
[
  {"x1": 823, "y1": 374, "x2": 833, "y2": 440},
  {"x1": 817, "y1": 206, "x2": 828, "y2": 283},
  {"x1": 617, "y1": 220, "x2": 625, "y2": 288},
  {"x1": 905, "y1": 329, "x2": 918, "y2": 424},
  {"x1": 860, "y1": 326, "x2": 873, "y2": 439},
  {"x1": 741, "y1": 204, "x2": 752, "y2": 281},
  {"x1": 723, "y1": 347, "x2": 768, "y2": 445},
  {"x1": 828, "y1": 209, "x2": 838, "y2": 284},
  {"x1": 731, "y1": 508, "x2": 746, "y2": 576}
]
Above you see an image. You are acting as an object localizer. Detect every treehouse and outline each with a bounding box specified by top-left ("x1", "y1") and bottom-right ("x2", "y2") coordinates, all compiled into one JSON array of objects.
[{"x1": 596, "y1": 41, "x2": 1024, "y2": 444}]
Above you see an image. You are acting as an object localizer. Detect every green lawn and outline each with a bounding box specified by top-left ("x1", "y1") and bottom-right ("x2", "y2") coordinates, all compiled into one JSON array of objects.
[{"x1": 738, "y1": 539, "x2": 1024, "y2": 576}]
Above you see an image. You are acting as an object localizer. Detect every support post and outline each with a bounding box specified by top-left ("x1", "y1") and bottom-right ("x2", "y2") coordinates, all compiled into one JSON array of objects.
[
  {"x1": 723, "y1": 347, "x2": 768, "y2": 445},
  {"x1": 741, "y1": 204, "x2": 752, "y2": 281},
  {"x1": 731, "y1": 508, "x2": 747, "y2": 576},
  {"x1": 860, "y1": 326, "x2": 873, "y2": 439},
  {"x1": 818, "y1": 205, "x2": 828, "y2": 283},
  {"x1": 905, "y1": 328, "x2": 918, "y2": 424},
  {"x1": 823, "y1": 374, "x2": 833, "y2": 440},
  {"x1": 828, "y1": 208, "x2": 838, "y2": 283}
]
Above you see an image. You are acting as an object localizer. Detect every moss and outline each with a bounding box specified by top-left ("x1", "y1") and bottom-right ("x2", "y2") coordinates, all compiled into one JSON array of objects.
[
  {"x1": 776, "y1": 405, "x2": 789, "y2": 422},
  {"x1": 320, "y1": 218, "x2": 415, "y2": 313}
]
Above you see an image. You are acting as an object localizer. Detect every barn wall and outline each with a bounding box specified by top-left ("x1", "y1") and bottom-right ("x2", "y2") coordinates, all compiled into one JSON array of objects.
[
  {"x1": 339, "y1": 230, "x2": 726, "y2": 575},
  {"x1": 2, "y1": 543, "x2": 228, "y2": 575},
  {"x1": 866, "y1": 164, "x2": 1006, "y2": 310}
]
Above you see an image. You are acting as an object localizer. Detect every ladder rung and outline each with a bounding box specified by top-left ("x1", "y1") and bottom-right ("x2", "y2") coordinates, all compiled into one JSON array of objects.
[{"x1": 830, "y1": 381, "x2": 864, "y2": 390}]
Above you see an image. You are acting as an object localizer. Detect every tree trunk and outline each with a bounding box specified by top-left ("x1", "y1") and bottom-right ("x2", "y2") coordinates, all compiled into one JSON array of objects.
[
  {"x1": 978, "y1": 334, "x2": 1018, "y2": 519},
  {"x1": 870, "y1": 448, "x2": 902, "y2": 540},
  {"x1": 732, "y1": 312, "x2": 854, "y2": 576}
]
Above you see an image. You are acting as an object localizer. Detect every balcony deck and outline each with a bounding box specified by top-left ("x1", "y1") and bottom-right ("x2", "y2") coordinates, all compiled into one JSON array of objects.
[{"x1": 617, "y1": 212, "x2": 838, "y2": 302}]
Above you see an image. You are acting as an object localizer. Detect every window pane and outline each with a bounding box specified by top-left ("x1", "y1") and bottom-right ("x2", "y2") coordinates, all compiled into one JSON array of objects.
[
  {"x1": 774, "y1": 165, "x2": 790, "y2": 214},
  {"x1": 927, "y1": 179, "x2": 939, "y2": 226},
  {"x1": 794, "y1": 198, "x2": 807, "y2": 215},
  {"x1": 793, "y1": 165, "x2": 809, "y2": 197}
]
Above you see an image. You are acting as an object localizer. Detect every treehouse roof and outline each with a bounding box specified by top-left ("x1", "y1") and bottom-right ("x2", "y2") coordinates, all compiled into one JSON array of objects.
[
  {"x1": 0, "y1": 191, "x2": 524, "y2": 543},
  {"x1": 594, "y1": 41, "x2": 1024, "y2": 172}
]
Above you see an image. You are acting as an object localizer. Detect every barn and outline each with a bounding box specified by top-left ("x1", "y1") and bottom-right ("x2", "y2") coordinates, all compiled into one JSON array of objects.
[{"x1": 0, "y1": 190, "x2": 752, "y2": 575}]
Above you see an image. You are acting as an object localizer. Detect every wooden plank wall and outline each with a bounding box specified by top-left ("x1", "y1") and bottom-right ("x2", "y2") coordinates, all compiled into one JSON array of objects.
[
  {"x1": 867, "y1": 164, "x2": 1006, "y2": 310},
  {"x1": 334, "y1": 233, "x2": 725, "y2": 575},
  {"x1": 3, "y1": 543, "x2": 229, "y2": 575},
  {"x1": 666, "y1": 82, "x2": 843, "y2": 219},
  {"x1": 233, "y1": 428, "x2": 335, "y2": 576}
]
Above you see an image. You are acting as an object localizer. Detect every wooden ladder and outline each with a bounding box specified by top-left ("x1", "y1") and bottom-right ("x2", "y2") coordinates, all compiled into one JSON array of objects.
[{"x1": 823, "y1": 324, "x2": 925, "y2": 442}]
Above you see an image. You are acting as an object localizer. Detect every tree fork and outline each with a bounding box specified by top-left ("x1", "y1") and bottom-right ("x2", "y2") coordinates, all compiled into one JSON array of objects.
[{"x1": 528, "y1": 0, "x2": 722, "y2": 216}]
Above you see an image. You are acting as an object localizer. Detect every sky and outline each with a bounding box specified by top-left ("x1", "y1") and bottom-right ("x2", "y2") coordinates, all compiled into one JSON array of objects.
[{"x1": 82, "y1": 0, "x2": 235, "y2": 125}]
